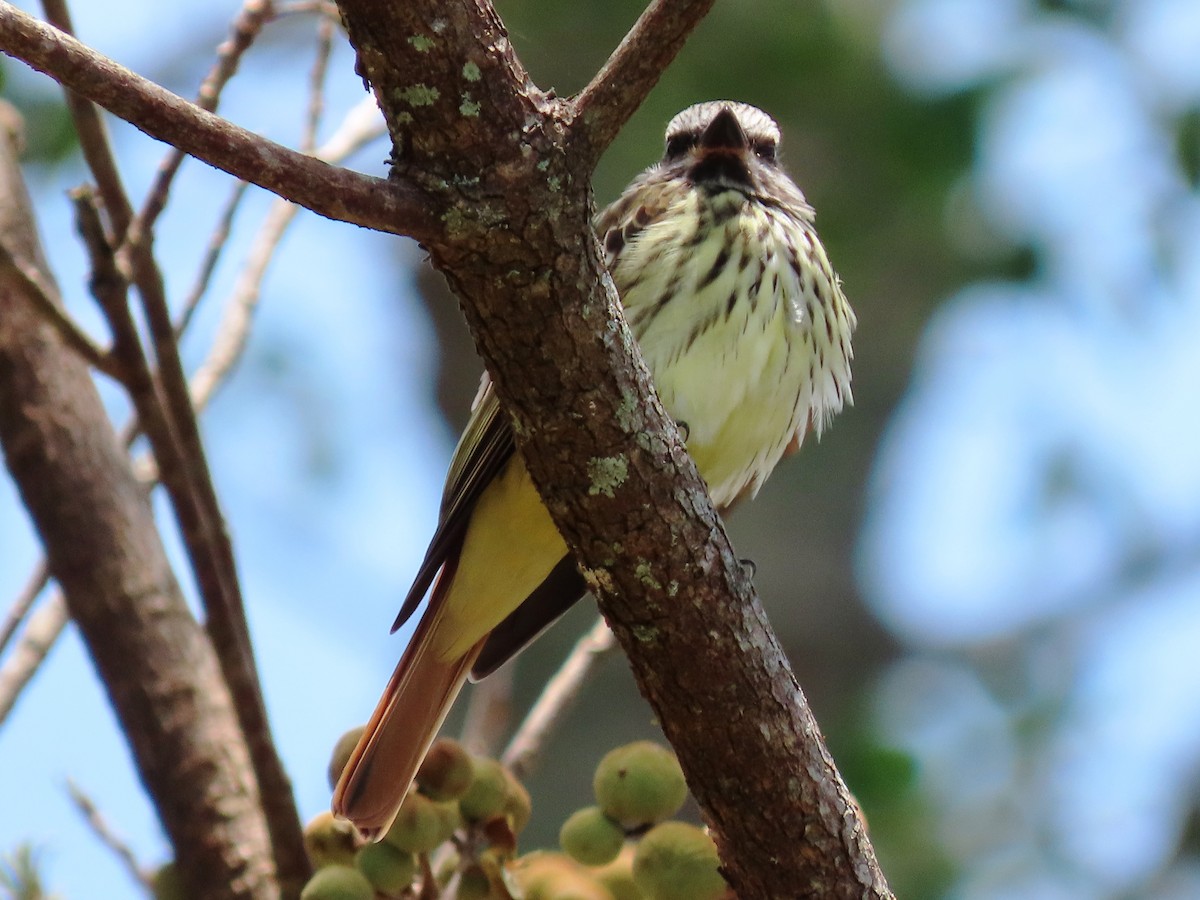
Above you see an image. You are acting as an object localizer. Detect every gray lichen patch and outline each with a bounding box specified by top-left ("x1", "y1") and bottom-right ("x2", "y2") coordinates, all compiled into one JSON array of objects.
[
  {"x1": 587, "y1": 455, "x2": 628, "y2": 497},
  {"x1": 395, "y1": 84, "x2": 440, "y2": 107}
]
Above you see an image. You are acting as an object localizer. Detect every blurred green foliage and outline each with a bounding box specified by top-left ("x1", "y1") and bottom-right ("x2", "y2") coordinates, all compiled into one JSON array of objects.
[{"x1": 0, "y1": 66, "x2": 77, "y2": 165}]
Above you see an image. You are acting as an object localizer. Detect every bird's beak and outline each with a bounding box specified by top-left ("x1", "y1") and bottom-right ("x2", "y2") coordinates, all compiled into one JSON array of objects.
[
  {"x1": 698, "y1": 106, "x2": 748, "y2": 153},
  {"x1": 689, "y1": 107, "x2": 754, "y2": 189}
]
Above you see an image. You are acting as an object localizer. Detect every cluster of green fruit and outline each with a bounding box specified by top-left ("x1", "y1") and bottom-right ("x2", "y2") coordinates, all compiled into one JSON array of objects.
[{"x1": 300, "y1": 732, "x2": 726, "y2": 900}]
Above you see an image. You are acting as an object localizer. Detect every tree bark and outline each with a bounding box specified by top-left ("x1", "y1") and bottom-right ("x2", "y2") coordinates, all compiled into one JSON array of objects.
[
  {"x1": 0, "y1": 104, "x2": 277, "y2": 900},
  {"x1": 334, "y1": 2, "x2": 891, "y2": 896}
]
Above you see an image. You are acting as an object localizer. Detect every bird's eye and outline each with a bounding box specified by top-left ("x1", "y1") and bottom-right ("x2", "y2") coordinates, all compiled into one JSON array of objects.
[
  {"x1": 665, "y1": 133, "x2": 698, "y2": 160},
  {"x1": 751, "y1": 140, "x2": 777, "y2": 162}
]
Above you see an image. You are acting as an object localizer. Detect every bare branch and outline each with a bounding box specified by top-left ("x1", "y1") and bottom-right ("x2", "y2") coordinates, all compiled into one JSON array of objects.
[
  {"x1": 0, "y1": 561, "x2": 48, "y2": 658},
  {"x1": 0, "y1": 96, "x2": 386, "y2": 735},
  {"x1": 336, "y1": 1, "x2": 891, "y2": 893},
  {"x1": 0, "y1": 592, "x2": 67, "y2": 725},
  {"x1": 0, "y1": 2, "x2": 440, "y2": 241},
  {"x1": 569, "y1": 0, "x2": 716, "y2": 168},
  {"x1": 133, "y1": 0, "x2": 275, "y2": 238},
  {"x1": 1, "y1": 248, "x2": 119, "y2": 378},
  {"x1": 176, "y1": 181, "x2": 252, "y2": 337},
  {"x1": 0, "y1": 108, "x2": 276, "y2": 900},
  {"x1": 302, "y1": 13, "x2": 336, "y2": 153},
  {"x1": 66, "y1": 779, "x2": 153, "y2": 893},
  {"x1": 502, "y1": 617, "x2": 617, "y2": 781},
  {"x1": 40, "y1": 0, "x2": 135, "y2": 239}
]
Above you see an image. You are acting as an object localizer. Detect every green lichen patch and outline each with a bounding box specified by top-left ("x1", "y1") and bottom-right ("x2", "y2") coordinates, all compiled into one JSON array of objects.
[{"x1": 587, "y1": 455, "x2": 628, "y2": 497}]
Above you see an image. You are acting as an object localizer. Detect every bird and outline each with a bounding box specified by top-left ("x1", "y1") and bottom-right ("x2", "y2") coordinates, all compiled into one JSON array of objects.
[{"x1": 332, "y1": 100, "x2": 857, "y2": 839}]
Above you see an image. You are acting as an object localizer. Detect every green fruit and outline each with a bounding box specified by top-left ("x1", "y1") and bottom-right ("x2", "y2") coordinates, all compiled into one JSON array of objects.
[
  {"x1": 327, "y1": 726, "x2": 365, "y2": 791},
  {"x1": 432, "y1": 799, "x2": 463, "y2": 844},
  {"x1": 502, "y1": 769, "x2": 533, "y2": 834},
  {"x1": 151, "y1": 862, "x2": 185, "y2": 900},
  {"x1": 459, "y1": 756, "x2": 510, "y2": 822},
  {"x1": 300, "y1": 864, "x2": 374, "y2": 900},
  {"x1": 304, "y1": 811, "x2": 358, "y2": 869},
  {"x1": 417, "y1": 737, "x2": 475, "y2": 800},
  {"x1": 593, "y1": 742, "x2": 687, "y2": 828},
  {"x1": 632, "y1": 822, "x2": 724, "y2": 900},
  {"x1": 456, "y1": 865, "x2": 493, "y2": 900},
  {"x1": 592, "y1": 845, "x2": 644, "y2": 900},
  {"x1": 355, "y1": 841, "x2": 415, "y2": 896},
  {"x1": 512, "y1": 852, "x2": 613, "y2": 900},
  {"x1": 560, "y1": 806, "x2": 624, "y2": 867},
  {"x1": 383, "y1": 790, "x2": 444, "y2": 853}
]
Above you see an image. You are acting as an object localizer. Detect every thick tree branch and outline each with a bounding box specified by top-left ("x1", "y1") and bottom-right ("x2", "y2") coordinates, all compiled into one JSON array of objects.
[
  {"x1": 0, "y1": 1, "x2": 439, "y2": 241},
  {"x1": 336, "y1": 1, "x2": 892, "y2": 896},
  {"x1": 0, "y1": 111, "x2": 275, "y2": 900},
  {"x1": 569, "y1": 0, "x2": 716, "y2": 167}
]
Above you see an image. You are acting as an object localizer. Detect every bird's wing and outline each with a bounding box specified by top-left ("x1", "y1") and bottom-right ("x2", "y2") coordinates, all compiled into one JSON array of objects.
[{"x1": 391, "y1": 373, "x2": 515, "y2": 632}]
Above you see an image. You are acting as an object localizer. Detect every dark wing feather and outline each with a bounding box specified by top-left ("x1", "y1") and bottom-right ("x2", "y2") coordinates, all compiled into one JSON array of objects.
[
  {"x1": 470, "y1": 556, "x2": 587, "y2": 680},
  {"x1": 397, "y1": 180, "x2": 678, "y2": 645},
  {"x1": 392, "y1": 375, "x2": 515, "y2": 632}
]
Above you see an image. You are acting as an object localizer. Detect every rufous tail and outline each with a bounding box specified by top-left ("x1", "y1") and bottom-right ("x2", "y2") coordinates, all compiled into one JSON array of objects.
[{"x1": 332, "y1": 607, "x2": 482, "y2": 840}]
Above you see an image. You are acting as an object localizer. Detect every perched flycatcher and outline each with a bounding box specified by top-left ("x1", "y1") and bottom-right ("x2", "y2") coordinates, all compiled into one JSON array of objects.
[{"x1": 333, "y1": 101, "x2": 857, "y2": 838}]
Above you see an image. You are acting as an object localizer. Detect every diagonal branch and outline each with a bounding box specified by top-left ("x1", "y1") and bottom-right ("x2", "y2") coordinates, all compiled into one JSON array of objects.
[
  {"x1": 0, "y1": 1, "x2": 439, "y2": 242},
  {"x1": 568, "y1": 0, "x2": 716, "y2": 168},
  {"x1": 337, "y1": 1, "x2": 892, "y2": 895},
  {"x1": 133, "y1": 0, "x2": 276, "y2": 238},
  {"x1": 0, "y1": 94, "x2": 276, "y2": 900},
  {"x1": 40, "y1": 0, "x2": 135, "y2": 238}
]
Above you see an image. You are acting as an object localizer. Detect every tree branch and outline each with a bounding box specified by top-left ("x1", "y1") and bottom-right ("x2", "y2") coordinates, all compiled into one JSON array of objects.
[
  {"x1": 501, "y1": 617, "x2": 617, "y2": 781},
  {"x1": 40, "y1": 0, "x2": 136, "y2": 239},
  {"x1": 568, "y1": 0, "x2": 716, "y2": 168},
  {"x1": 336, "y1": 1, "x2": 892, "y2": 895},
  {"x1": 132, "y1": 0, "x2": 275, "y2": 237},
  {"x1": 0, "y1": 1, "x2": 440, "y2": 242},
  {"x1": 0, "y1": 591, "x2": 66, "y2": 725},
  {"x1": 66, "y1": 779, "x2": 153, "y2": 892},
  {"x1": 0, "y1": 108, "x2": 276, "y2": 900}
]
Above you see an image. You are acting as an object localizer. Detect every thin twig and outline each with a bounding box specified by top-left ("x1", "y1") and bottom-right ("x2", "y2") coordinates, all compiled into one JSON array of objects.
[
  {"x1": 501, "y1": 617, "x2": 617, "y2": 781},
  {"x1": 132, "y1": 0, "x2": 275, "y2": 239},
  {"x1": 0, "y1": 3, "x2": 439, "y2": 240},
  {"x1": 276, "y1": 0, "x2": 338, "y2": 17},
  {"x1": 1, "y1": 252, "x2": 120, "y2": 378},
  {"x1": 0, "y1": 95, "x2": 385, "y2": 729},
  {"x1": 175, "y1": 180, "x2": 252, "y2": 338},
  {"x1": 0, "y1": 561, "x2": 49, "y2": 657},
  {"x1": 75, "y1": 190, "x2": 305, "y2": 891},
  {"x1": 66, "y1": 779, "x2": 153, "y2": 893},
  {"x1": 302, "y1": 14, "x2": 335, "y2": 153},
  {"x1": 188, "y1": 95, "x2": 385, "y2": 407},
  {"x1": 0, "y1": 592, "x2": 67, "y2": 724},
  {"x1": 568, "y1": 0, "x2": 716, "y2": 169},
  {"x1": 40, "y1": 0, "x2": 135, "y2": 239}
]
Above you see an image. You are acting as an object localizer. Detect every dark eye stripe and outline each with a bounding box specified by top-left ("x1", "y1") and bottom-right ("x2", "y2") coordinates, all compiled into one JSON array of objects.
[{"x1": 665, "y1": 133, "x2": 699, "y2": 160}]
